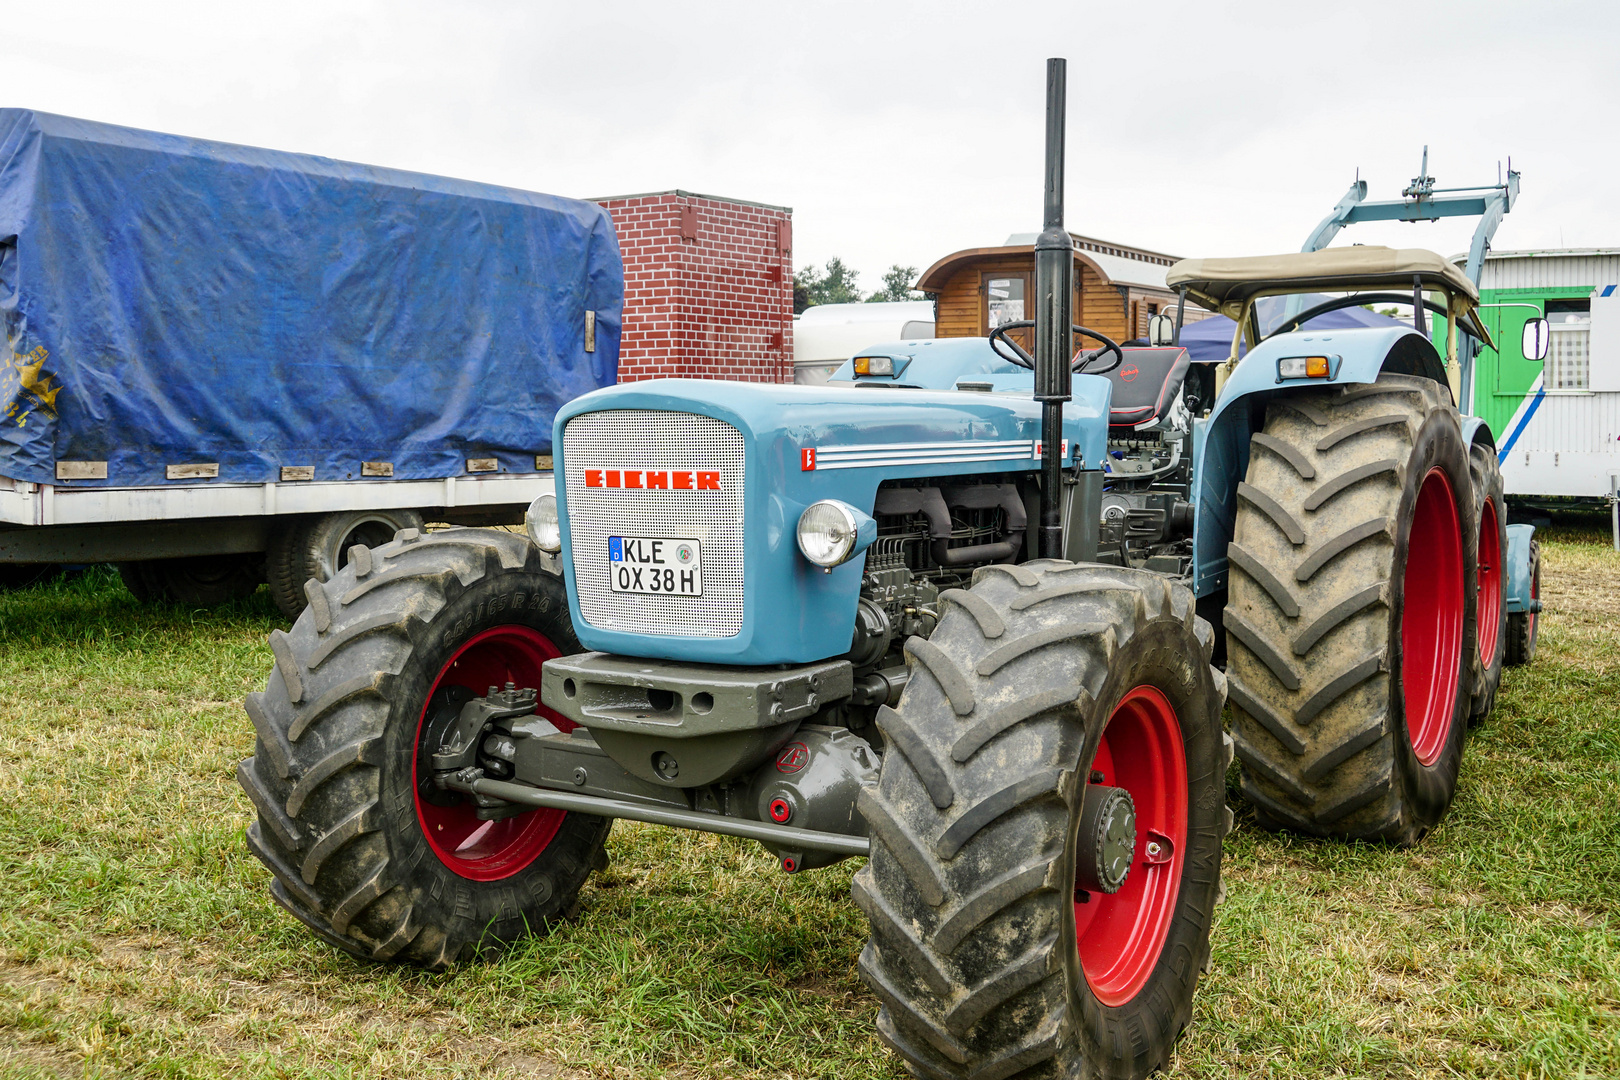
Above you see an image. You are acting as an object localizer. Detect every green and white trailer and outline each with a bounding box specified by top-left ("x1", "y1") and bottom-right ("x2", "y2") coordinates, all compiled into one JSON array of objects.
[{"x1": 1463, "y1": 247, "x2": 1620, "y2": 507}]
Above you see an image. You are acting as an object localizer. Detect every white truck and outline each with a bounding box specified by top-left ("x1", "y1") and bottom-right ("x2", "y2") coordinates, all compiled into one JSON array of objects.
[{"x1": 0, "y1": 109, "x2": 618, "y2": 612}]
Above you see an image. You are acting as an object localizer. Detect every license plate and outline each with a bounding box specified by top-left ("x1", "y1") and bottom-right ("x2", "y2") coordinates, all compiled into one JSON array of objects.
[{"x1": 609, "y1": 536, "x2": 702, "y2": 596}]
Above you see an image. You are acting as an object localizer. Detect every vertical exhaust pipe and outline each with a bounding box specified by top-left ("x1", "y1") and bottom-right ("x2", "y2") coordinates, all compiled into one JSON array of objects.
[{"x1": 1034, "y1": 58, "x2": 1075, "y2": 560}]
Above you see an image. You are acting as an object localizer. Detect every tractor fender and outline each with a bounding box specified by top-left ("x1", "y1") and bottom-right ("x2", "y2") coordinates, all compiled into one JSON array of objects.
[
  {"x1": 1461, "y1": 414, "x2": 1496, "y2": 452},
  {"x1": 1504, "y1": 522, "x2": 1537, "y2": 615},
  {"x1": 1191, "y1": 325, "x2": 1450, "y2": 597}
]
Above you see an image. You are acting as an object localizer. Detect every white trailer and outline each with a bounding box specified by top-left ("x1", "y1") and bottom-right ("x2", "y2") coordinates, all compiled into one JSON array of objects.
[
  {"x1": 792, "y1": 300, "x2": 936, "y2": 384},
  {"x1": 1473, "y1": 250, "x2": 1620, "y2": 516}
]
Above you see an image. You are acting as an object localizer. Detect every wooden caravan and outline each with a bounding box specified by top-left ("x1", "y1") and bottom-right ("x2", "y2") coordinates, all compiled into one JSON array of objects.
[{"x1": 917, "y1": 233, "x2": 1189, "y2": 348}]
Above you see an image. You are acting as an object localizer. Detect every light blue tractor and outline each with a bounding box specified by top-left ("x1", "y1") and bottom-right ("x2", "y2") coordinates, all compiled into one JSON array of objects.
[{"x1": 240, "y1": 61, "x2": 1538, "y2": 1079}]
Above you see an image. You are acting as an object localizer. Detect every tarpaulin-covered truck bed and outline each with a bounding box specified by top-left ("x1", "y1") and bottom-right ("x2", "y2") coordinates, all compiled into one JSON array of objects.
[
  {"x1": 0, "y1": 110, "x2": 622, "y2": 608},
  {"x1": 0, "y1": 108, "x2": 621, "y2": 489}
]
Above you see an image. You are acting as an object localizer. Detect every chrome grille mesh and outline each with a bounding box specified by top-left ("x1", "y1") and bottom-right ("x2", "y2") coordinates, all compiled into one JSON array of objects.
[{"x1": 563, "y1": 410, "x2": 746, "y2": 638}]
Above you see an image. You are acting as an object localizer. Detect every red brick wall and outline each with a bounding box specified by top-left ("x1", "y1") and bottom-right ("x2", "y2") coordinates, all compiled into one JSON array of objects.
[{"x1": 596, "y1": 191, "x2": 793, "y2": 383}]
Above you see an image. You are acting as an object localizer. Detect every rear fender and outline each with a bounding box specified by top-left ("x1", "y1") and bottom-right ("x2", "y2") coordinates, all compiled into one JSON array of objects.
[
  {"x1": 1461, "y1": 415, "x2": 1495, "y2": 452},
  {"x1": 1504, "y1": 523, "x2": 1537, "y2": 615},
  {"x1": 1192, "y1": 326, "x2": 1450, "y2": 597}
]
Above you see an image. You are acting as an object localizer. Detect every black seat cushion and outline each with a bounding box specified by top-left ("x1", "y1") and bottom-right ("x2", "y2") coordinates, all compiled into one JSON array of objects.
[{"x1": 1102, "y1": 347, "x2": 1191, "y2": 428}]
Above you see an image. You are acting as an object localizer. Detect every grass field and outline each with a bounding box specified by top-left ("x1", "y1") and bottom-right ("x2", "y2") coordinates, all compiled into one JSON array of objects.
[{"x1": 2, "y1": 530, "x2": 1617, "y2": 1079}]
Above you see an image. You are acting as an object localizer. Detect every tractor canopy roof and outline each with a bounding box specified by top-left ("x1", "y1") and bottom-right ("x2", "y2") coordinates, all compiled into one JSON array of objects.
[
  {"x1": 1167, "y1": 246, "x2": 1477, "y2": 307},
  {"x1": 1167, "y1": 246, "x2": 1489, "y2": 346}
]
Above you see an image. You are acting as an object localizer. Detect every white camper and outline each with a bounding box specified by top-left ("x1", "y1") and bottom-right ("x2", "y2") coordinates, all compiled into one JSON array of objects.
[{"x1": 792, "y1": 301, "x2": 936, "y2": 384}]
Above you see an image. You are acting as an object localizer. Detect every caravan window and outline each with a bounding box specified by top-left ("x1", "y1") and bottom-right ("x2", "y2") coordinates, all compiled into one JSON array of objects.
[
  {"x1": 1546, "y1": 302, "x2": 1591, "y2": 390},
  {"x1": 984, "y1": 275, "x2": 1028, "y2": 331}
]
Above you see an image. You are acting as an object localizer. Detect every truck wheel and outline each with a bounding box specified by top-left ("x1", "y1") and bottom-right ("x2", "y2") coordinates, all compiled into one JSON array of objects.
[
  {"x1": 854, "y1": 561, "x2": 1229, "y2": 1080},
  {"x1": 117, "y1": 561, "x2": 164, "y2": 603},
  {"x1": 1505, "y1": 537, "x2": 1540, "y2": 666},
  {"x1": 238, "y1": 527, "x2": 608, "y2": 968},
  {"x1": 268, "y1": 510, "x2": 428, "y2": 619},
  {"x1": 117, "y1": 554, "x2": 264, "y2": 606},
  {"x1": 1225, "y1": 373, "x2": 1474, "y2": 845},
  {"x1": 1468, "y1": 443, "x2": 1507, "y2": 722},
  {"x1": 0, "y1": 563, "x2": 59, "y2": 590}
]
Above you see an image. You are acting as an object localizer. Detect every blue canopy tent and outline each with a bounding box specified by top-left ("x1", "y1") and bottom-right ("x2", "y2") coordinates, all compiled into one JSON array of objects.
[{"x1": 1176, "y1": 296, "x2": 1406, "y2": 364}]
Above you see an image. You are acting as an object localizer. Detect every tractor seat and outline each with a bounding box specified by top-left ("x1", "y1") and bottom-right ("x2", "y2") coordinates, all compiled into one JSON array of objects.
[{"x1": 1101, "y1": 346, "x2": 1191, "y2": 429}]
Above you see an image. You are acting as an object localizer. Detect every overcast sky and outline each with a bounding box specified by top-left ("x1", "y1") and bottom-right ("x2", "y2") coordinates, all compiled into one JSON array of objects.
[{"x1": 9, "y1": 0, "x2": 1618, "y2": 291}]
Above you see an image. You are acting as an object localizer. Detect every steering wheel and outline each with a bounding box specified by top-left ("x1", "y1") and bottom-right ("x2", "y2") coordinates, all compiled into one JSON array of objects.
[{"x1": 988, "y1": 320, "x2": 1124, "y2": 376}]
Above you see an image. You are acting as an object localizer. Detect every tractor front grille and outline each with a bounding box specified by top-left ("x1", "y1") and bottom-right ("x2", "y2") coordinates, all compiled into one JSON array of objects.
[{"x1": 562, "y1": 409, "x2": 746, "y2": 638}]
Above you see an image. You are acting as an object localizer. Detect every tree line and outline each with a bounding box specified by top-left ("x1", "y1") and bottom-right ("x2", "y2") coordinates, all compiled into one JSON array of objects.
[{"x1": 794, "y1": 259, "x2": 923, "y2": 314}]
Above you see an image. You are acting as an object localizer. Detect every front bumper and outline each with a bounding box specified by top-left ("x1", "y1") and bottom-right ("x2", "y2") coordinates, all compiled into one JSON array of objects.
[{"x1": 539, "y1": 652, "x2": 854, "y2": 787}]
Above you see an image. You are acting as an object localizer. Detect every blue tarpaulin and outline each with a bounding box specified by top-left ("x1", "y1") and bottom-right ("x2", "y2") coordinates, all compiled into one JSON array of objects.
[
  {"x1": 1178, "y1": 297, "x2": 1405, "y2": 364},
  {"x1": 0, "y1": 110, "x2": 622, "y2": 487}
]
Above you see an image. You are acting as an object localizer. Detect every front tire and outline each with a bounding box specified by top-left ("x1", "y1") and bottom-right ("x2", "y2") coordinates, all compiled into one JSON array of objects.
[
  {"x1": 854, "y1": 561, "x2": 1229, "y2": 1080},
  {"x1": 238, "y1": 527, "x2": 608, "y2": 968}
]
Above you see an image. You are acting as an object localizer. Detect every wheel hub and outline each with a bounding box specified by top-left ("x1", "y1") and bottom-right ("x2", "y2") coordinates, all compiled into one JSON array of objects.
[
  {"x1": 411, "y1": 625, "x2": 571, "y2": 881},
  {"x1": 1074, "y1": 684, "x2": 1188, "y2": 1008},
  {"x1": 1075, "y1": 784, "x2": 1136, "y2": 895}
]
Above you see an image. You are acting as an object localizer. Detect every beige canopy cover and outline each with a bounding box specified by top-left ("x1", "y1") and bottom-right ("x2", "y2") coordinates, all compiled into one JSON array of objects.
[{"x1": 1166, "y1": 246, "x2": 1490, "y2": 347}]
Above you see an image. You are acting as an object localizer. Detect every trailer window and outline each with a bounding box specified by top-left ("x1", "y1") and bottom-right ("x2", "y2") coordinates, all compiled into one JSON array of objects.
[
  {"x1": 1547, "y1": 309, "x2": 1591, "y2": 390},
  {"x1": 984, "y1": 275, "x2": 1027, "y2": 330}
]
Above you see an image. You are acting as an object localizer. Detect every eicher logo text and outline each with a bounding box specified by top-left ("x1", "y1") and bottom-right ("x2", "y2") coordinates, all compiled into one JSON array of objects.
[{"x1": 583, "y1": 470, "x2": 721, "y2": 490}]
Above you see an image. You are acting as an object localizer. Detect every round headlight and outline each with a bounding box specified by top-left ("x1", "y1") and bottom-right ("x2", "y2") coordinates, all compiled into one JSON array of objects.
[
  {"x1": 797, "y1": 500, "x2": 860, "y2": 568},
  {"x1": 525, "y1": 493, "x2": 562, "y2": 553}
]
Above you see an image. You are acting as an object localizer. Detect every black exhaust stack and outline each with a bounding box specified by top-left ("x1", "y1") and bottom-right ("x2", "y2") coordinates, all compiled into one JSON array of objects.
[{"x1": 1034, "y1": 58, "x2": 1074, "y2": 560}]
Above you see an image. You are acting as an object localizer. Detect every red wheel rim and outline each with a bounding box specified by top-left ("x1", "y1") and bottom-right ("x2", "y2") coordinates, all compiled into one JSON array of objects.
[
  {"x1": 1075, "y1": 685, "x2": 1187, "y2": 1008},
  {"x1": 412, "y1": 625, "x2": 573, "y2": 881},
  {"x1": 1476, "y1": 497, "x2": 1502, "y2": 666},
  {"x1": 1401, "y1": 467, "x2": 1465, "y2": 767}
]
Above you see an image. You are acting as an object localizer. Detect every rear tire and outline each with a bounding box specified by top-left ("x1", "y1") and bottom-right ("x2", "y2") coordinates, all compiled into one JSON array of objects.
[
  {"x1": 238, "y1": 527, "x2": 608, "y2": 968},
  {"x1": 1505, "y1": 538, "x2": 1540, "y2": 666},
  {"x1": 0, "y1": 563, "x2": 59, "y2": 590},
  {"x1": 1225, "y1": 374, "x2": 1474, "y2": 845},
  {"x1": 117, "y1": 554, "x2": 264, "y2": 606},
  {"x1": 854, "y1": 561, "x2": 1230, "y2": 1080},
  {"x1": 1468, "y1": 443, "x2": 1507, "y2": 722}
]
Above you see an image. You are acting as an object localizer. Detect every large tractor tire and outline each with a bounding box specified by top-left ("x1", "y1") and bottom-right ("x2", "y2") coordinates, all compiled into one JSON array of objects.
[
  {"x1": 1505, "y1": 537, "x2": 1540, "y2": 666},
  {"x1": 1469, "y1": 443, "x2": 1508, "y2": 722},
  {"x1": 267, "y1": 509, "x2": 427, "y2": 619},
  {"x1": 238, "y1": 527, "x2": 609, "y2": 968},
  {"x1": 1225, "y1": 374, "x2": 1475, "y2": 846},
  {"x1": 853, "y1": 561, "x2": 1230, "y2": 1080}
]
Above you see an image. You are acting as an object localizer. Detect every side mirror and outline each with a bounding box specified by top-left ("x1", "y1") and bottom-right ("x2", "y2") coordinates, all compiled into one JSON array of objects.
[
  {"x1": 1522, "y1": 317, "x2": 1550, "y2": 361},
  {"x1": 1148, "y1": 313, "x2": 1175, "y2": 347}
]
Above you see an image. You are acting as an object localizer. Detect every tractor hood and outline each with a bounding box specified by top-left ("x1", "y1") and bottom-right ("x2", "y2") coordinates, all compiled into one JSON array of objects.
[{"x1": 551, "y1": 377, "x2": 1110, "y2": 665}]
